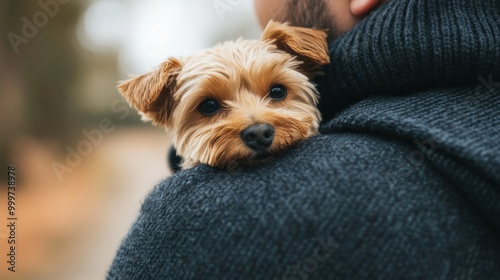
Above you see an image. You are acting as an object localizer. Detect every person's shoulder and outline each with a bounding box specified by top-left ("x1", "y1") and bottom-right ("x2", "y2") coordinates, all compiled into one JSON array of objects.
[
  {"x1": 147, "y1": 132, "x2": 421, "y2": 208},
  {"x1": 109, "y1": 131, "x2": 457, "y2": 279}
]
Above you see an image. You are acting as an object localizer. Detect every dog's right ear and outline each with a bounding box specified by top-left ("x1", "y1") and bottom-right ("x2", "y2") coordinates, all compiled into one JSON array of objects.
[{"x1": 118, "y1": 57, "x2": 182, "y2": 126}]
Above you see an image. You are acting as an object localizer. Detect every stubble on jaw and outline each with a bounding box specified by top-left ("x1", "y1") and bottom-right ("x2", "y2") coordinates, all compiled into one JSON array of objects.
[{"x1": 276, "y1": 0, "x2": 338, "y2": 42}]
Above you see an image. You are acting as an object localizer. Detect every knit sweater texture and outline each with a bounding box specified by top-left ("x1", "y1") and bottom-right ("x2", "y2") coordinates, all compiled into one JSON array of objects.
[{"x1": 108, "y1": 0, "x2": 500, "y2": 279}]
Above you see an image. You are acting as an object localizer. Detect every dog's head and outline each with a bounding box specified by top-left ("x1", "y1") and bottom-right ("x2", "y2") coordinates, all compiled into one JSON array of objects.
[{"x1": 118, "y1": 21, "x2": 329, "y2": 168}]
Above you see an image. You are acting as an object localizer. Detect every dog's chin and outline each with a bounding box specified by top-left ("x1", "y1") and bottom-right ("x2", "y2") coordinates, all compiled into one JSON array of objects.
[
  {"x1": 216, "y1": 134, "x2": 313, "y2": 169},
  {"x1": 232, "y1": 154, "x2": 273, "y2": 169},
  {"x1": 247, "y1": 151, "x2": 274, "y2": 164},
  {"x1": 254, "y1": 151, "x2": 271, "y2": 160},
  {"x1": 240, "y1": 146, "x2": 287, "y2": 166}
]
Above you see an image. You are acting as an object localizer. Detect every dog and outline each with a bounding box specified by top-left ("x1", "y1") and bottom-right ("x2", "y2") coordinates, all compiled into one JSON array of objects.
[{"x1": 117, "y1": 21, "x2": 329, "y2": 170}]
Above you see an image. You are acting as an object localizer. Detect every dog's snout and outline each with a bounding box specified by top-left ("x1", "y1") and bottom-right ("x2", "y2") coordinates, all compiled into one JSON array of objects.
[{"x1": 241, "y1": 123, "x2": 274, "y2": 152}]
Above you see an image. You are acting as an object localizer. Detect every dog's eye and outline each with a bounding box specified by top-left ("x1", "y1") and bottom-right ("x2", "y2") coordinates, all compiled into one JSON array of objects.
[
  {"x1": 269, "y1": 84, "x2": 287, "y2": 100},
  {"x1": 199, "y1": 99, "x2": 220, "y2": 115}
]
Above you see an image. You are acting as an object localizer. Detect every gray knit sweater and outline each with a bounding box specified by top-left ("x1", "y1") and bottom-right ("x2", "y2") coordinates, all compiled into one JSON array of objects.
[{"x1": 108, "y1": 0, "x2": 500, "y2": 279}]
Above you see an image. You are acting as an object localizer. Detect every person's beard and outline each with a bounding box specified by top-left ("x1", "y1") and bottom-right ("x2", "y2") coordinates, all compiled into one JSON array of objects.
[{"x1": 277, "y1": 0, "x2": 338, "y2": 42}]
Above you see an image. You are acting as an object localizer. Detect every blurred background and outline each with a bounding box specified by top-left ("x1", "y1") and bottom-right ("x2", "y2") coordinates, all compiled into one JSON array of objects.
[{"x1": 0, "y1": 0, "x2": 261, "y2": 279}]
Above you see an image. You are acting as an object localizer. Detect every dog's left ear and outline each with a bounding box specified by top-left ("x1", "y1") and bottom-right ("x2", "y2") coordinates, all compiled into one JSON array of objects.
[{"x1": 261, "y1": 20, "x2": 330, "y2": 67}]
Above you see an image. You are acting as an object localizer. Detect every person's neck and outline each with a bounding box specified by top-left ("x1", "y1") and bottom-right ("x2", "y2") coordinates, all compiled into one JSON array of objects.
[{"x1": 316, "y1": 0, "x2": 500, "y2": 120}]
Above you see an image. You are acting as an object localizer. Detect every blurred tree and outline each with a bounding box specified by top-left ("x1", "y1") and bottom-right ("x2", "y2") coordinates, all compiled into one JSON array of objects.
[
  {"x1": 1, "y1": 0, "x2": 82, "y2": 139},
  {"x1": 1, "y1": 1, "x2": 84, "y2": 182}
]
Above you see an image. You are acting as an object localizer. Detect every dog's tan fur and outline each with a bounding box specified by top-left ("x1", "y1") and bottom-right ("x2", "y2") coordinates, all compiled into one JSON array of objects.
[{"x1": 118, "y1": 21, "x2": 329, "y2": 169}]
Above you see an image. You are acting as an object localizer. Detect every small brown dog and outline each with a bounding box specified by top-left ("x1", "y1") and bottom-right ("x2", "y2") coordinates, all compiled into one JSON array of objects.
[{"x1": 118, "y1": 21, "x2": 329, "y2": 169}]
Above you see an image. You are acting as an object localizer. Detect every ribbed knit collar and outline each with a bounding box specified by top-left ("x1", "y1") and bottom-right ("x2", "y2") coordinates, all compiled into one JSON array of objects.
[{"x1": 316, "y1": 0, "x2": 500, "y2": 117}]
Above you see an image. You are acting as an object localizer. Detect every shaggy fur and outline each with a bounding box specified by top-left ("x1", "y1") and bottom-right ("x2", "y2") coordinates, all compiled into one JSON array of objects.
[{"x1": 118, "y1": 21, "x2": 329, "y2": 169}]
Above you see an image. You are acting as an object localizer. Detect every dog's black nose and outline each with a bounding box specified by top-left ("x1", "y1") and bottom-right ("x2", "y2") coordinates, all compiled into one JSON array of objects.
[{"x1": 241, "y1": 123, "x2": 274, "y2": 152}]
